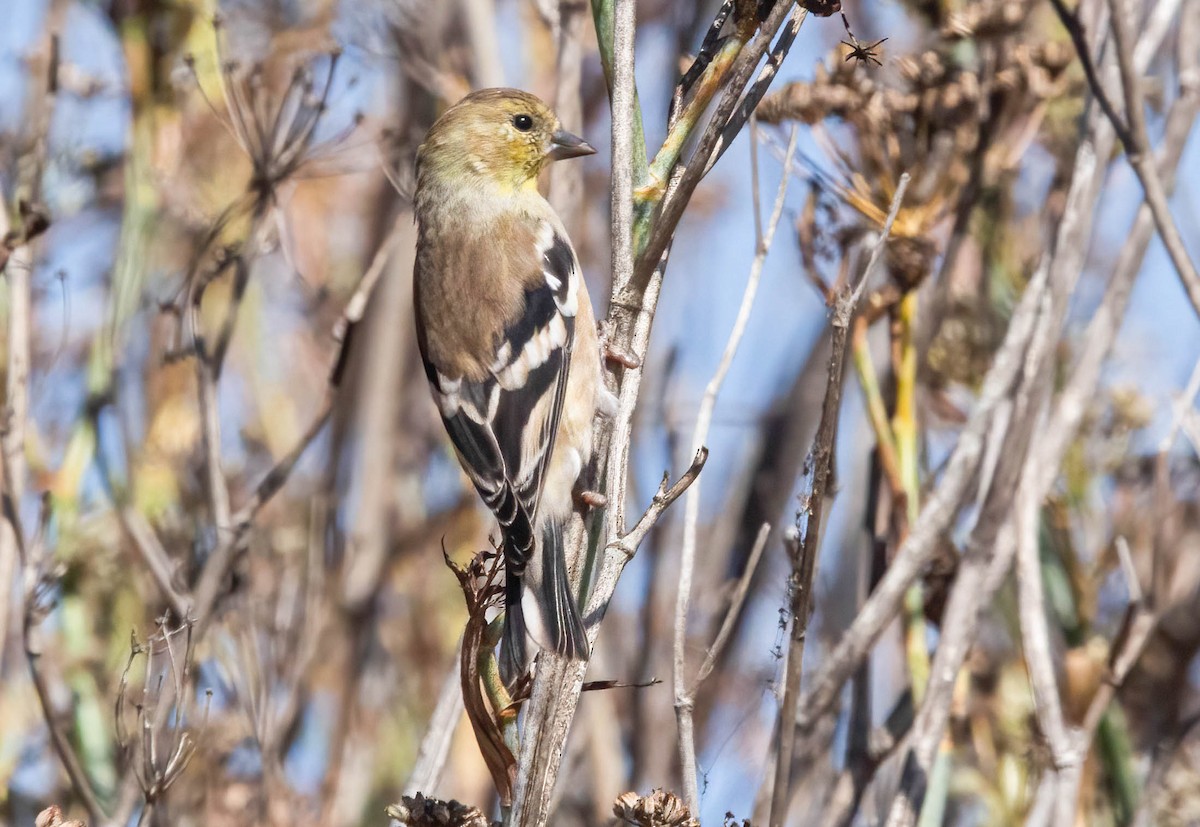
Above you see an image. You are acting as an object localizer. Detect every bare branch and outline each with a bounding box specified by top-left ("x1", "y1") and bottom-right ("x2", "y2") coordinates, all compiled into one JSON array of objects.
[
  {"x1": 695, "y1": 521, "x2": 771, "y2": 687},
  {"x1": 770, "y1": 174, "x2": 909, "y2": 827},
  {"x1": 1105, "y1": 0, "x2": 1200, "y2": 318},
  {"x1": 674, "y1": 124, "x2": 796, "y2": 811},
  {"x1": 404, "y1": 644, "x2": 466, "y2": 796}
]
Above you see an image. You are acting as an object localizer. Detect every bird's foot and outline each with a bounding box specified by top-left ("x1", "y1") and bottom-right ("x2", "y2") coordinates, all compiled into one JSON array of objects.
[
  {"x1": 597, "y1": 320, "x2": 641, "y2": 370},
  {"x1": 576, "y1": 490, "x2": 608, "y2": 509}
]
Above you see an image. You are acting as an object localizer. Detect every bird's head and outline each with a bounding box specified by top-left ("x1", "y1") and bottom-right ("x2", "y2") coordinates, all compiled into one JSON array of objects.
[{"x1": 417, "y1": 88, "x2": 595, "y2": 194}]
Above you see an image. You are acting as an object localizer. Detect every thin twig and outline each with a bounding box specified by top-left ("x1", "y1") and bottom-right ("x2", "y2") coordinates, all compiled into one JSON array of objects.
[
  {"x1": 119, "y1": 507, "x2": 191, "y2": 621},
  {"x1": 1105, "y1": 0, "x2": 1200, "y2": 317},
  {"x1": 404, "y1": 642, "x2": 466, "y2": 796},
  {"x1": 674, "y1": 124, "x2": 796, "y2": 810},
  {"x1": 1046, "y1": 0, "x2": 1132, "y2": 142},
  {"x1": 614, "y1": 449, "x2": 710, "y2": 555},
  {"x1": 1159, "y1": 355, "x2": 1200, "y2": 453},
  {"x1": 25, "y1": 603, "x2": 108, "y2": 823},
  {"x1": 1015, "y1": 471, "x2": 1074, "y2": 769},
  {"x1": 1051, "y1": 0, "x2": 1200, "y2": 318},
  {"x1": 696, "y1": 522, "x2": 771, "y2": 686}
]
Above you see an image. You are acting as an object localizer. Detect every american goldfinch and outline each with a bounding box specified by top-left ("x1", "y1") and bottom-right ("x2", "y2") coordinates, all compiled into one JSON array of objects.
[{"x1": 413, "y1": 88, "x2": 602, "y2": 682}]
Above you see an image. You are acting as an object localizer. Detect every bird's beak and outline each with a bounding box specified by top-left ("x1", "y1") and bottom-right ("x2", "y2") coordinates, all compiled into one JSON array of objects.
[{"x1": 549, "y1": 129, "x2": 596, "y2": 160}]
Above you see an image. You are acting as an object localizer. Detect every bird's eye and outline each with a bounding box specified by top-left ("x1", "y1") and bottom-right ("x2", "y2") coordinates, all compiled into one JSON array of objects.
[{"x1": 512, "y1": 114, "x2": 534, "y2": 132}]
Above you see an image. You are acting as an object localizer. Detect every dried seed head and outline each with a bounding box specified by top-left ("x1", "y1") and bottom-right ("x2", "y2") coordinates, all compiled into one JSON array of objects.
[
  {"x1": 613, "y1": 789, "x2": 700, "y2": 827},
  {"x1": 386, "y1": 794, "x2": 492, "y2": 827}
]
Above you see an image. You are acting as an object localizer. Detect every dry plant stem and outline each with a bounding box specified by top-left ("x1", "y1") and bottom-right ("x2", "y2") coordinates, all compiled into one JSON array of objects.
[
  {"x1": 696, "y1": 522, "x2": 771, "y2": 687},
  {"x1": 190, "y1": 394, "x2": 334, "y2": 634},
  {"x1": 705, "y1": 7, "x2": 806, "y2": 177},
  {"x1": 333, "y1": 215, "x2": 408, "y2": 351},
  {"x1": 24, "y1": 618, "x2": 107, "y2": 824},
  {"x1": 607, "y1": 0, "x2": 639, "y2": 316},
  {"x1": 794, "y1": 236, "x2": 1048, "y2": 737},
  {"x1": 1, "y1": 229, "x2": 31, "y2": 648},
  {"x1": 1050, "y1": 0, "x2": 1200, "y2": 317},
  {"x1": 674, "y1": 123, "x2": 797, "y2": 811},
  {"x1": 770, "y1": 174, "x2": 910, "y2": 827},
  {"x1": 508, "y1": 1, "x2": 639, "y2": 820},
  {"x1": 882, "y1": 7, "x2": 1185, "y2": 811},
  {"x1": 1032, "y1": 0, "x2": 1196, "y2": 491},
  {"x1": 1024, "y1": 10, "x2": 1200, "y2": 822},
  {"x1": 21, "y1": 505, "x2": 105, "y2": 823},
  {"x1": 120, "y1": 507, "x2": 190, "y2": 620},
  {"x1": 510, "y1": 447, "x2": 706, "y2": 826},
  {"x1": 886, "y1": 168, "x2": 1108, "y2": 827},
  {"x1": 404, "y1": 643, "x2": 467, "y2": 796},
  {"x1": 887, "y1": 335, "x2": 1059, "y2": 827},
  {"x1": 0, "y1": 8, "x2": 58, "y2": 684},
  {"x1": 1161, "y1": 356, "x2": 1200, "y2": 453},
  {"x1": 1104, "y1": 0, "x2": 1200, "y2": 319},
  {"x1": 1015, "y1": 478, "x2": 1074, "y2": 769},
  {"x1": 192, "y1": 319, "x2": 233, "y2": 536}
]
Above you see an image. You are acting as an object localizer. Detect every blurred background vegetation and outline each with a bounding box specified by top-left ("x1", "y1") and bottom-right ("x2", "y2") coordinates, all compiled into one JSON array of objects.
[{"x1": 1, "y1": 0, "x2": 1199, "y2": 825}]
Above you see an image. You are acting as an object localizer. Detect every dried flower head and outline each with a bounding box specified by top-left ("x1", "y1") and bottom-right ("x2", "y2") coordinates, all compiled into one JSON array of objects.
[
  {"x1": 182, "y1": 18, "x2": 358, "y2": 206},
  {"x1": 613, "y1": 789, "x2": 700, "y2": 827},
  {"x1": 385, "y1": 794, "x2": 493, "y2": 827}
]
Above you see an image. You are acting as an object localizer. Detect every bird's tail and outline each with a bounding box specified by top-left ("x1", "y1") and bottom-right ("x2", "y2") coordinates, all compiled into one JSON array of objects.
[{"x1": 499, "y1": 520, "x2": 589, "y2": 686}]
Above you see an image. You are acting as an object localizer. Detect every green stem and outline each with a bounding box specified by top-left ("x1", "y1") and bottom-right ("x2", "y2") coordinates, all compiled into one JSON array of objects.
[
  {"x1": 592, "y1": 0, "x2": 648, "y2": 184},
  {"x1": 479, "y1": 617, "x2": 519, "y2": 757},
  {"x1": 852, "y1": 319, "x2": 904, "y2": 494},
  {"x1": 642, "y1": 37, "x2": 745, "y2": 195},
  {"x1": 1098, "y1": 706, "x2": 1139, "y2": 825},
  {"x1": 893, "y1": 290, "x2": 930, "y2": 704}
]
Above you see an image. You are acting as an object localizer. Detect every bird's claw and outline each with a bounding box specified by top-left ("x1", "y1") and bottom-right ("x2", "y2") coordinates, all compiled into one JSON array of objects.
[
  {"x1": 576, "y1": 490, "x2": 608, "y2": 509},
  {"x1": 597, "y1": 320, "x2": 641, "y2": 369}
]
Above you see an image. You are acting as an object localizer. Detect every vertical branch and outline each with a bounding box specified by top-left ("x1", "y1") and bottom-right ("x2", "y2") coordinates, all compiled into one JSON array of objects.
[
  {"x1": 0, "y1": 14, "x2": 60, "y2": 682},
  {"x1": 602, "y1": 0, "x2": 642, "y2": 540},
  {"x1": 512, "y1": 5, "x2": 806, "y2": 823},
  {"x1": 0, "y1": 207, "x2": 31, "y2": 655},
  {"x1": 509, "y1": 2, "x2": 641, "y2": 821},
  {"x1": 460, "y1": 0, "x2": 505, "y2": 87},
  {"x1": 549, "y1": 0, "x2": 589, "y2": 225},
  {"x1": 1015, "y1": 472, "x2": 1073, "y2": 770},
  {"x1": 769, "y1": 175, "x2": 910, "y2": 827}
]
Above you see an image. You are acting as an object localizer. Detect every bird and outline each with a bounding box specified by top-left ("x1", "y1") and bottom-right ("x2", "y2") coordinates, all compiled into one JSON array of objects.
[{"x1": 412, "y1": 88, "x2": 605, "y2": 684}]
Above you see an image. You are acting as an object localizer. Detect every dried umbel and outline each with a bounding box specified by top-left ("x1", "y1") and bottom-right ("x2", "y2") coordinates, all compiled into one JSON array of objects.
[
  {"x1": 385, "y1": 794, "x2": 493, "y2": 827},
  {"x1": 613, "y1": 789, "x2": 700, "y2": 827}
]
